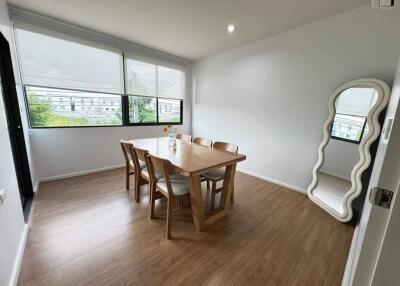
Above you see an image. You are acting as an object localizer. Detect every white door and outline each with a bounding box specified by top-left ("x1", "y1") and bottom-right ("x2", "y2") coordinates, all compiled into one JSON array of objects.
[
  {"x1": 345, "y1": 58, "x2": 400, "y2": 286},
  {"x1": 371, "y1": 180, "x2": 400, "y2": 285}
]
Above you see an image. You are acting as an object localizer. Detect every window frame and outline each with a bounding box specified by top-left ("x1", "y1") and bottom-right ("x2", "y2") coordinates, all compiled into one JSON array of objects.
[
  {"x1": 123, "y1": 94, "x2": 183, "y2": 127},
  {"x1": 330, "y1": 113, "x2": 368, "y2": 145},
  {"x1": 23, "y1": 85, "x2": 183, "y2": 129}
]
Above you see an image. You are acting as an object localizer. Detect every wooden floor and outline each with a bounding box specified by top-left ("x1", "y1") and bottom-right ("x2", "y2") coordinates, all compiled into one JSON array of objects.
[{"x1": 18, "y1": 169, "x2": 354, "y2": 286}]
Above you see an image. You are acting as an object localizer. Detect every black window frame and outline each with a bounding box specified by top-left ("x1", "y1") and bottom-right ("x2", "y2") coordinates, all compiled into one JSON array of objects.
[
  {"x1": 330, "y1": 113, "x2": 368, "y2": 145},
  {"x1": 124, "y1": 94, "x2": 183, "y2": 127},
  {"x1": 23, "y1": 84, "x2": 183, "y2": 129}
]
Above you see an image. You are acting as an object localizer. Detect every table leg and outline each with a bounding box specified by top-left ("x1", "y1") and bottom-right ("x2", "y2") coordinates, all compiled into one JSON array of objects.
[
  {"x1": 188, "y1": 174, "x2": 205, "y2": 230},
  {"x1": 219, "y1": 163, "x2": 237, "y2": 210}
]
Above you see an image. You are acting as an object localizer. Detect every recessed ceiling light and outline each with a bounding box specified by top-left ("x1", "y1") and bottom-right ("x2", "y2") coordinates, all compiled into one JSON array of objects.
[{"x1": 227, "y1": 24, "x2": 236, "y2": 34}]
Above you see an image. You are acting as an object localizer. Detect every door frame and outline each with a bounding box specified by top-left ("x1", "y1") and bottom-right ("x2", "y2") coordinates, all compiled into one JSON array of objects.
[
  {"x1": 343, "y1": 58, "x2": 400, "y2": 286},
  {"x1": 0, "y1": 31, "x2": 33, "y2": 221}
]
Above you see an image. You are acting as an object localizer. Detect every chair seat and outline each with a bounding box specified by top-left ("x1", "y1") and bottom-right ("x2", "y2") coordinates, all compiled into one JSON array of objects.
[
  {"x1": 130, "y1": 159, "x2": 146, "y2": 170},
  {"x1": 141, "y1": 167, "x2": 163, "y2": 181},
  {"x1": 202, "y1": 167, "x2": 226, "y2": 181},
  {"x1": 157, "y1": 174, "x2": 190, "y2": 196}
]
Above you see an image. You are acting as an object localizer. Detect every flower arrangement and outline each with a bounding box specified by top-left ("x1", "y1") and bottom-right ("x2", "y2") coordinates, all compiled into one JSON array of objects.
[{"x1": 163, "y1": 125, "x2": 177, "y2": 136}]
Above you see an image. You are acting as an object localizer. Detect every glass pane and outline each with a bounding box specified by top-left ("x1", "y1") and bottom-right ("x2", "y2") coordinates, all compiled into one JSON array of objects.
[
  {"x1": 26, "y1": 86, "x2": 122, "y2": 127},
  {"x1": 128, "y1": 96, "x2": 156, "y2": 123},
  {"x1": 125, "y1": 59, "x2": 156, "y2": 97},
  {"x1": 331, "y1": 114, "x2": 365, "y2": 142},
  {"x1": 158, "y1": 98, "x2": 181, "y2": 123},
  {"x1": 335, "y1": 87, "x2": 378, "y2": 116},
  {"x1": 158, "y1": 66, "x2": 183, "y2": 99},
  {"x1": 16, "y1": 28, "x2": 123, "y2": 94}
]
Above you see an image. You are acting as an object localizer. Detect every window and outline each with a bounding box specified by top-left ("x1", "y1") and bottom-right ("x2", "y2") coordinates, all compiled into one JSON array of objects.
[
  {"x1": 128, "y1": 96, "x2": 156, "y2": 123},
  {"x1": 330, "y1": 87, "x2": 377, "y2": 144},
  {"x1": 26, "y1": 86, "x2": 122, "y2": 127},
  {"x1": 125, "y1": 57, "x2": 184, "y2": 125},
  {"x1": 330, "y1": 114, "x2": 367, "y2": 143},
  {"x1": 15, "y1": 26, "x2": 184, "y2": 128},
  {"x1": 158, "y1": 98, "x2": 181, "y2": 123}
]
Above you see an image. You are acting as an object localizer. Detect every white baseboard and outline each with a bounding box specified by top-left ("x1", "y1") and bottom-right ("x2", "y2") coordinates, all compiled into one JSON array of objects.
[
  {"x1": 37, "y1": 165, "x2": 307, "y2": 196},
  {"x1": 9, "y1": 224, "x2": 29, "y2": 286},
  {"x1": 320, "y1": 170, "x2": 351, "y2": 182},
  {"x1": 33, "y1": 181, "x2": 39, "y2": 194},
  {"x1": 39, "y1": 164, "x2": 125, "y2": 183},
  {"x1": 237, "y1": 168, "x2": 307, "y2": 194}
]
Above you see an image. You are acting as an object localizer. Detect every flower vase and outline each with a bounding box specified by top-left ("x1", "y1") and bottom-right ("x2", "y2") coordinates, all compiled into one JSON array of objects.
[{"x1": 168, "y1": 133, "x2": 176, "y2": 148}]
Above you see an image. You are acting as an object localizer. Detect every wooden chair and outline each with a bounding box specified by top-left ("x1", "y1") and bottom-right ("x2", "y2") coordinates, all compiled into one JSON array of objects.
[
  {"x1": 129, "y1": 146, "x2": 150, "y2": 202},
  {"x1": 193, "y1": 137, "x2": 212, "y2": 148},
  {"x1": 131, "y1": 146, "x2": 163, "y2": 203},
  {"x1": 147, "y1": 154, "x2": 191, "y2": 239},
  {"x1": 176, "y1": 134, "x2": 192, "y2": 142},
  {"x1": 120, "y1": 140, "x2": 135, "y2": 190},
  {"x1": 203, "y1": 142, "x2": 239, "y2": 210}
]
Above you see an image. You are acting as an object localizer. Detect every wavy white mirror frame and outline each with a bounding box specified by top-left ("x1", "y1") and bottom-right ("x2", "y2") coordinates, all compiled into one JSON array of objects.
[{"x1": 308, "y1": 78, "x2": 390, "y2": 222}]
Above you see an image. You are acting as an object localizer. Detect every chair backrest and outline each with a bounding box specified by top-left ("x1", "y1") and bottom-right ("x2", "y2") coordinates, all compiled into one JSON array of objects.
[
  {"x1": 120, "y1": 140, "x2": 134, "y2": 167},
  {"x1": 193, "y1": 137, "x2": 212, "y2": 148},
  {"x1": 131, "y1": 146, "x2": 150, "y2": 171},
  {"x1": 148, "y1": 154, "x2": 178, "y2": 196},
  {"x1": 213, "y1": 141, "x2": 238, "y2": 154},
  {"x1": 176, "y1": 134, "x2": 192, "y2": 142}
]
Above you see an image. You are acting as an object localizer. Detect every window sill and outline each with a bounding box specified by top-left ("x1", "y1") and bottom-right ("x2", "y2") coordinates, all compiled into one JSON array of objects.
[{"x1": 29, "y1": 122, "x2": 183, "y2": 129}]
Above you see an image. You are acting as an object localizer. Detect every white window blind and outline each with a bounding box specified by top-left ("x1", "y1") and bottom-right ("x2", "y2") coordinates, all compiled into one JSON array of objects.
[
  {"x1": 125, "y1": 59, "x2": 156, "y2": 97},
  {"x1": 158, "y1": 66, "x2": 183, "y2": 99},
  {"x1": 125, "y1": 57, "x2": 184, "y2": 99},
  {"x1": 15, "y1": 27, "x2": 124, "y2": 94}
]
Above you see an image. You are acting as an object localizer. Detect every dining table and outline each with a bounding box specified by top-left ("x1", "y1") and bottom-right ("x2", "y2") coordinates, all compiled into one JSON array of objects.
[{"x1": 128, "y1": 137, "x2": 246, "y2": 231}]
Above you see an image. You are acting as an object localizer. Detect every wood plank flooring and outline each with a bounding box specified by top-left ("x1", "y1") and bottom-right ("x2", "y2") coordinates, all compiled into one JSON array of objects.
[{"x1": 18, "y1": 169, "x2": 354, "y2": 286}]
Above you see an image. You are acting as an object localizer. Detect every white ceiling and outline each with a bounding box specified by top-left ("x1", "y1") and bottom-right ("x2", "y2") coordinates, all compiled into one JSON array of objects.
[{"x1": 7, "y1": 0, "x2": 369, "y2": 60}]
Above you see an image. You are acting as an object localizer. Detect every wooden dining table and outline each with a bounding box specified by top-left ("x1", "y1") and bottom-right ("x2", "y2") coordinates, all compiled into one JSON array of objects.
[{"x1": 128, "y1": 137, "x2": 246, "y2": 231}]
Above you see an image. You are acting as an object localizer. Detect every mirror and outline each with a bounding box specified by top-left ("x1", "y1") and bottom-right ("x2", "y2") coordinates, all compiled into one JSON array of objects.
[{"x1": 308, "y1": 79, "x2": 390, "y2": 222}]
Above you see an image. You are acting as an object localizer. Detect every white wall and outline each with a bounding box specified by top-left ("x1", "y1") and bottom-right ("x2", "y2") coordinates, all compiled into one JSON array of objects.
[
  {"x1": 321, "y1": 140, "x2": 359, "y2": 180},
  {"x1": 192, "y1": 5, "x2": 400, "y2": 191},
  {"x1": 0, "y1": 1, "x2": 28, "y2": 285},
  {"x1": 31, "y1": 121, "x2": 191, "y2": 181}
]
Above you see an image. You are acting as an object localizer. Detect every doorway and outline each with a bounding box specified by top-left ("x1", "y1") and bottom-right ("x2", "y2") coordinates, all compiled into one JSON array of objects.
[{"x1": 0, "y1": 31, "x2": 33, "y2": 221}]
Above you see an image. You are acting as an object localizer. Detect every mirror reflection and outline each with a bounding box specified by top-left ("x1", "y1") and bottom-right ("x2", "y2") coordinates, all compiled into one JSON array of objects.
[{"x1": 313, "y1": 87, "x2": 378, "y2": 215}]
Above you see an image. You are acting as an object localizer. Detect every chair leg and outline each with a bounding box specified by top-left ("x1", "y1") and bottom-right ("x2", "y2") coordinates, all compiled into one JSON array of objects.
[
  {"x1": 134, "y1": 174, "x2": 141, "y2": 203},
  {"x1": 166, "y1": 196, "x2": 173, "y2": 239},
  {"x1": 150, "y1": 184, "x2": 156, "y2": 219},
  {"x1": 231, "y1": 181, "x2": 234, "y2": 202},
  {"x1": 126, "y1": 168, "x2": 130, "y2": 190},
  {"x1": 210, "y1": 181, "x2": 217, "y2": 210}
]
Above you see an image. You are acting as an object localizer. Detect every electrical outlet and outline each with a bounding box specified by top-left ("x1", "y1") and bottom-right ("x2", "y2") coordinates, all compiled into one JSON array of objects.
[{"x1": 0, "y1": 189, "x2": 6, "y2": 205}]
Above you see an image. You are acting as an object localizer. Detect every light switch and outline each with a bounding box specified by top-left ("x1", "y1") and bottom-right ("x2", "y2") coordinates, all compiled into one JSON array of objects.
[{"x1": 0, "y1": 189, "x2": 6, "y2": 205}]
